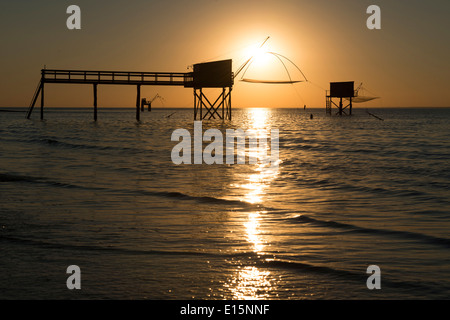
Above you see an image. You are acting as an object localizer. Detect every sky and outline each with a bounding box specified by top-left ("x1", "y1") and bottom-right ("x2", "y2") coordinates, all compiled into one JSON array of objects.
[{"x1": 0, "y1": 0, "x2": 449, "y2": 108}]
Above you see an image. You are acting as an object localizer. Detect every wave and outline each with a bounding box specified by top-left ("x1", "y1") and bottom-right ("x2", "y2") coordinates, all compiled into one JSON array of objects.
[
  {"x1": 132, "y1": 189, "x2": 259, "y2": 208},
  {"x1": 287, "y1": 173, "x2": 449, "y2": 204},
  {"x1": 39, "y1": 138, "x2": 141, "y2": 153},
  {"x1": 0, "y1": 173, "x2": 41, "y2": 183},
  {"x1": 2, "y1": 233, "x2": 446, "y2": 294},
  {"x1": 0, "y1": 172, "x2": 261, "y2": 209},
  {"x1": 4, "y1": 137, "x2": 144, "y2": 153},
  {"x1": 0, "y1": 235, "x2": 206, "y2": 256},
  {"x1": 256, "y1": 258, "x2": 445, "y2": 293},
  {"x1": 0, "y1": 173, "x2": 94, "y2": 189},
  {"x1": 290, "y1": 215, "x2": 450, "y2": 249},
  {"x1": 0, "y1": 234, "x2": 261, "y2": 260}
]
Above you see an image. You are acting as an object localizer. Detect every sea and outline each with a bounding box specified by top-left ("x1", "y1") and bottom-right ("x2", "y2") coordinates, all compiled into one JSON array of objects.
[{"x1": 1, "y1": 107, "x2": 449, "y2": 300}]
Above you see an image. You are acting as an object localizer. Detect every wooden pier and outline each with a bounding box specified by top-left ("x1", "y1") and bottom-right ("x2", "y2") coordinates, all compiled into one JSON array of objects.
[{"x1": 26, "y1": 60, "x2": 234, "y2": 121}]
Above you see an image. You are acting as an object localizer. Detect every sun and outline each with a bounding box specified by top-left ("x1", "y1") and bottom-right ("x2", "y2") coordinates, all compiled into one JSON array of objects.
[
  {"x1": 251, "y1": 51, "x2": 273, "y2": 69},
  {"x1": 251, "y1": 46, "x2": 266, "y2": 60},
  {"x1": 240, "y1": 37, "x2": 271, "y2": 66}
]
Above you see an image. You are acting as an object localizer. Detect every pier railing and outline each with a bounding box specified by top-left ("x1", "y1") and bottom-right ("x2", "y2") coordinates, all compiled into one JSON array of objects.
[{"x1": 41, "y1": 69, "x2": 190, "y2": 86}]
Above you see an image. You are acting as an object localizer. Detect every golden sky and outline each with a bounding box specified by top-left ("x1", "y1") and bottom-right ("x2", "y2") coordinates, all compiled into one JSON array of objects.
[{"x1": 0, "y1": 0, "x2": 449, "y2": 108}]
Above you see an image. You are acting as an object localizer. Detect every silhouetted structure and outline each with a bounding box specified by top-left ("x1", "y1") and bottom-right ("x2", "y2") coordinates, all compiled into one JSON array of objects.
[
  {"x1": 184, "y1": 59, "x2": 233, "y2": 120},
  {"x1": 141, "y1": 94, "x2": 163, "y2": 112},
  {"x1": 27, "y1": 60, "x2": 233, "y2": 121},
  {"x1": 326, "y1": 81, "x2": 354, "y2": 116}
]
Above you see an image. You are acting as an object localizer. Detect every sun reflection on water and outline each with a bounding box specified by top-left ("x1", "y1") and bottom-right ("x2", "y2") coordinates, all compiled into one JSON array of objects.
[
  {"x1": 239, "y1": 108, "x2": 279, "y2": 205},
  {"x1": 244, "y1": 211, "x2": 265, "y2": 254},
  {"x1": 226, "y1": 108, "x2": 280, "y2": 300},
  {"x1": 225, "y1": 266, "x2": 274, "y2": 300}
]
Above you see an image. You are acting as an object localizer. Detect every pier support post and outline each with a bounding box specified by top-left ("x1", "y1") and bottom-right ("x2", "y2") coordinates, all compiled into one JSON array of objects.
[
  {"x1": 349, "y1": 97, "x2": 352, "y2": 115},
  {"x1": 228, "y1": 88, "x2": 232, "y2": 121},
  {"x1": 222, "y1": 88, "x2": 225, "y2": 120},
  {"x1": 93, "y1": 84, "x2": 98, "y2": 121},
  {"x1": 136, "y1": 85, "x2": 141, "y2": 121},
  {"x1": 193, "y1": 89, "x2": 197, "y2": 120},
  {"x1": 199, "y1": 89, "x2": 203, "y2": 120},
  {"x1": 40, "y1": 82, "x2": 45, "y2": 120}
]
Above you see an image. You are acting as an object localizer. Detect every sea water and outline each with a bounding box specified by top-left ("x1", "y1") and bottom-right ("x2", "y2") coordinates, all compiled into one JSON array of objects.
[{"x1": 1, "y1": 107, "x2": 449, "y2": 299}]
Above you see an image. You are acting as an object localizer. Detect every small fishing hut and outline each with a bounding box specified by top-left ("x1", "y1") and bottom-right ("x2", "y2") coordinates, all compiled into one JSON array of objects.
[{"x1": 326, "y1": 81, "x2": 354, "y2": 116}]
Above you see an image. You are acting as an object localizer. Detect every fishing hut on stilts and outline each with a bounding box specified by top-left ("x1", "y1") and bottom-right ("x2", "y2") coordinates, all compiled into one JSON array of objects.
[
  {"x1": 184, "y1": 59, "x2": 234, "y2": 121},
  {"x1": 326, "y1": 81, "x2": 354, "y2": 116}
]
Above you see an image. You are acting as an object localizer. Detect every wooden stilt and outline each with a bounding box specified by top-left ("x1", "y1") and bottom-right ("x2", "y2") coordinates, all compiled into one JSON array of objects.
[
  {"x1": 26, "y1": 81, "x2": 42, "y2": 119},
  {"x1": 93, "y1": 84, "x2": 98, "y2": 121},
  {"x1": 136, "y1": 85, "x2": 141, "y2": 121},
  {"x1": 193, "y1": 89, "x2": 197, "y2": 120},
  {"x1": 199, "y1": 89, "x2": 203, "y2": 120},
  {"x1": 229, "y1": 88, "x2": 232, "y2": 121},
  {"x1": 40, "y1": 82, "x2": 44, "y2": 120},
  {"x1": 349, "y1": 97, "x2": 352, "y2": 115},
  {"x1": 222, "y1": 88, "x2": 225, "y2": 120}
]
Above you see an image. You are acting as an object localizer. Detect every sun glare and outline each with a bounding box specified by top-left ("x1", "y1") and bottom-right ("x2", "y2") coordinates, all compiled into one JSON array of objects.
[
  {"x1": 249, "y1": 108, "x2": 269, "y2": 129},
  {"x1": 241, "y1": 38, "x2": 271, "y2": 66},
  {"x1": 253, "y1": 46, "x2": 266, "y2": 59},
  {"x1": 252, "y1": 51, "x2": 273, "y2": 69}
]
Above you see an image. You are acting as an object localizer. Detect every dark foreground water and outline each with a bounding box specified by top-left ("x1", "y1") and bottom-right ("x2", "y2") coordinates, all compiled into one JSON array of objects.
[{"x1": 1, "y1": 107, "x2": 449, "y2": 299}]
